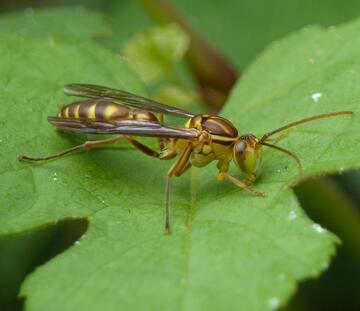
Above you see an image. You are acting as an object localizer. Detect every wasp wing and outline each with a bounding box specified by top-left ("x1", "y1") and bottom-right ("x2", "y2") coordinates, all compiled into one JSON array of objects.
[
  {"x1": 48, "y1": 117, "x2": 200, "y2": 140},
  {"x1": 64, "y1": 84, "x2": 194, "y2": 118}
]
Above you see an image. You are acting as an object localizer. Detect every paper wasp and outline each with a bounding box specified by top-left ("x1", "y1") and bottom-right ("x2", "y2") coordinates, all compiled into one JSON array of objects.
[{"x1": 18, "y1": 84, "x2": 353, "y2": 233}]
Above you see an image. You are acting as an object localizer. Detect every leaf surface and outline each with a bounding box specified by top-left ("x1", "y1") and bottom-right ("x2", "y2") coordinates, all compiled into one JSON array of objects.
[{"x1": 0, "y1": 17, "x2": 360, "y2": 311}]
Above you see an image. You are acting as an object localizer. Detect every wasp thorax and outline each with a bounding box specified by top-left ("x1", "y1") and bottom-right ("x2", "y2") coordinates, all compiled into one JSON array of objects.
[{"x1": 233, "y1": 134, "x2": 263, "y2": 180}]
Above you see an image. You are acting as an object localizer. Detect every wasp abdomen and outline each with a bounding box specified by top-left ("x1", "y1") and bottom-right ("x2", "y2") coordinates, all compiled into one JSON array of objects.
[{"x1": 58, "y1": 100, "x2": 158, "y2": 122}]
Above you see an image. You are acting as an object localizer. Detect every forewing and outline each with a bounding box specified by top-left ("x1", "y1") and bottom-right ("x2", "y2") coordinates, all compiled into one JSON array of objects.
[
  {"x1": 48, "y1": 117, "x2": 200, "y2": 140},
  {"x1": 64, "y1": 84, "x2": 194, "y2": 118}
]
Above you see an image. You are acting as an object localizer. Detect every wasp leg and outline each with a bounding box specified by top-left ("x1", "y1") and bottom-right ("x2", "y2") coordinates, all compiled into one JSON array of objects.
[
  {"x1": 217, "y1": 172, "x2": 266, "y2": 197},
  {"x1": 17, "y1": 135, "x2": 126, "y2": 162},
  {"x1": 175, "y1": 162, "x2": 191, "y2": 176},
  {"x1": 126, "y1": 137, "x2": 161, "y2": 158},
  {"x1": 156, "y1": 113, "x2": 167, "y2": 151},
  {"x1": 126, "y1": 137, "x2": 177, "y2": 160},
  {"x1": 156, "y1": 112, "x2": 164, "y2": 124},
  {"x1": 165, "y1": 142, "x2": 193, "y2": 235}
]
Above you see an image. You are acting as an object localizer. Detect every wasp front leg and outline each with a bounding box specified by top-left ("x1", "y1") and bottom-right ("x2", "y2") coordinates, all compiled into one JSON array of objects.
[
  {"x1": 164, "y1": 141, "x2": 193, "y2": 234},
  {"x1": 216, "y1": 161, "x2": 266, "y2": 197}
]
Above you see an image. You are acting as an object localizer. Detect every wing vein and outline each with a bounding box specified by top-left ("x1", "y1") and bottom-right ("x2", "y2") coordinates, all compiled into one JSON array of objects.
[{"x1": 64, "y1": 83, "x2": 194, "y2": 118}]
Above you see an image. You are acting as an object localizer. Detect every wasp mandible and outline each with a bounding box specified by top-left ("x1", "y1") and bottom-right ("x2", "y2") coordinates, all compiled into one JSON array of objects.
[{"x1": 18, "y1": 84, "x2": 353, "y2": 233}]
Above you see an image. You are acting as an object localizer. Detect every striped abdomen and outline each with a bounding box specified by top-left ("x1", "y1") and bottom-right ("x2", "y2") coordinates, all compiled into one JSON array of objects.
[{"x1": 57, "y1": 99, "x2": 158, "y2": 122}]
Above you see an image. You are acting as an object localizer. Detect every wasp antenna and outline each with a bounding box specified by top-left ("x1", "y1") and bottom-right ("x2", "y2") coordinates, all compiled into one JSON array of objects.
[
  {"x1": 259, "y1": 111, "x2": 353, "y2": 143},
  {"x1": 260, "y1": 142, "x2": 304, "y2": 183}
]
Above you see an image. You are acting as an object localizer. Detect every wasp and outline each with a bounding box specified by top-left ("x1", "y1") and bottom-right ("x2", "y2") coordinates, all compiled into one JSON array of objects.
[{"x1": 18, "y1": 84, "x2": 353, "y2": 233}]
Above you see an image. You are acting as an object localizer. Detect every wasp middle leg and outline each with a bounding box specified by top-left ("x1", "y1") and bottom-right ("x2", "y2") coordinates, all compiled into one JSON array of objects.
[
  {"x1": 123, "y1": 137, "x2": 192, "y2": 234},
  {"x1": 126, "y1": 137, "x2": 177, "y2": 160},
  {"x1": 217, "y1": 171, "x2": 266, "y2": 197}
]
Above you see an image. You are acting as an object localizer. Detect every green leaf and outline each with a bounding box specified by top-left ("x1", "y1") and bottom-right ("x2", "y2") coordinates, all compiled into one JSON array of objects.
[
  {"x1": 0, "y1": 33, "x2": 144, "y2": 233},
  {"x1": 0, "y1": 18, "x2": 360, "y2": 311},
  {"x1": 123, "y1": 24, "x2": 189, "y2": 83},
  {"x1": 0, "y1": 6, "x2": 110, "y2": 39}
]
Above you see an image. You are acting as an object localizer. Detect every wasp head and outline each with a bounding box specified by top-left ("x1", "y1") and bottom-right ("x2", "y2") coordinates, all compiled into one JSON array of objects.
[{"x1": 232, "y1": 134, "x2": 263, "y2": 181}]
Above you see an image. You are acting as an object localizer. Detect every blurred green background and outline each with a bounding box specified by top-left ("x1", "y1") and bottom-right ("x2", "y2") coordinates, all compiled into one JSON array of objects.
[{"x1": 0, "y1": 1, "x2": 359, "y2": 310}]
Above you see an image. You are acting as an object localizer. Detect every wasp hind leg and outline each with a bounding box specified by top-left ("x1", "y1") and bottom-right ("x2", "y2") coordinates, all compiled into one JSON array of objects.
[
  {"x1": 18, "y1": 135, "x2": 126, "y2": 162},
  {"x1": 126, "y1": 137, "x2": 177, "y2": 160}
]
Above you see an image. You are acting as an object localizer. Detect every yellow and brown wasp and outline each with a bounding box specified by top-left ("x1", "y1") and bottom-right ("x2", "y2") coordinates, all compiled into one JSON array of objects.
[{"x1": 18, "y1": 84, "x2": 353, "y2": 233}]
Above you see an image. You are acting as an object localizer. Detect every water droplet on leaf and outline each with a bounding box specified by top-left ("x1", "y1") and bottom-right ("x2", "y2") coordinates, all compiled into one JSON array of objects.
[
  {"x1": 311, "y1": 92, "x2": 322, "y2": 103},
  {"x1": 322, "y1": 261, "x2": 329, "y2": 271},
  {"x1": 268, "y1": 297, "x2": 280, "y2": 309},
  {"x1": 288, "y1": 211, "x2": 297, "y2": 220},
  {"x1": 312, "y1": 223, "x2": 325, "y2": 233}
]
